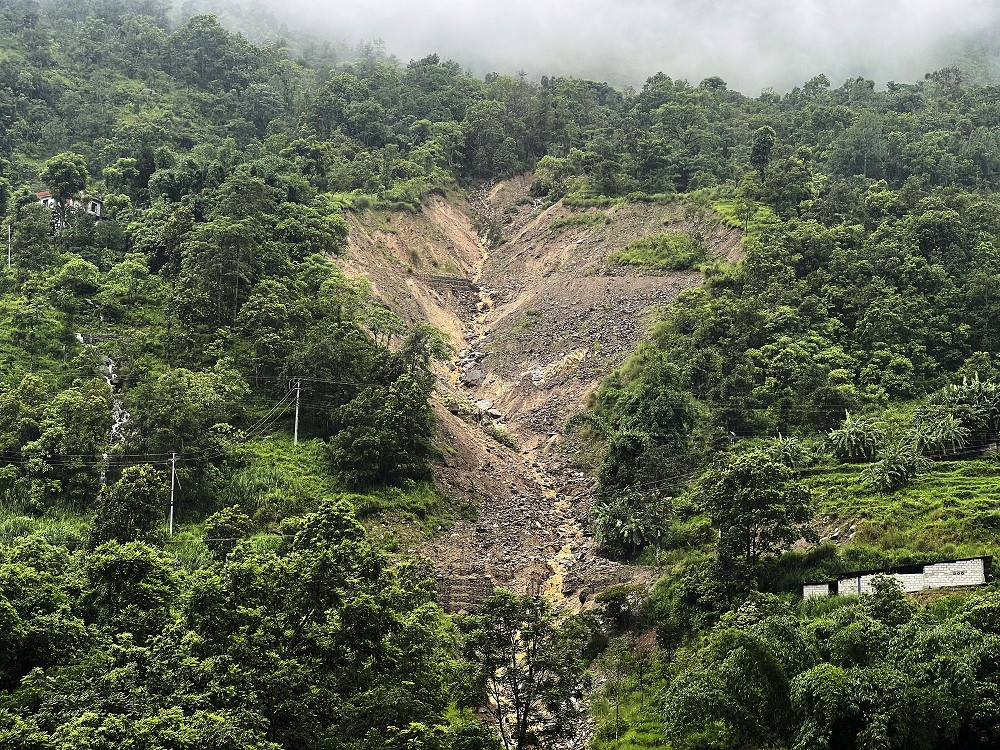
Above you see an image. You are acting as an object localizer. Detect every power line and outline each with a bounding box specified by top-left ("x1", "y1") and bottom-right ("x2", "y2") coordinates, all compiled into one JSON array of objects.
[
  {"x1": 0, "y1": 386, "x2": 298, "y2": 470},
  {"x1": 0, "y1": 533, "x2": 301, "y2": 550}
]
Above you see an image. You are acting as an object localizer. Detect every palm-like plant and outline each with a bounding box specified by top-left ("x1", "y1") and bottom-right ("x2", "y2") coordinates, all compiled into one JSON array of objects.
[
  {"x1": 828, "y1": 411, "x2": 884, "y2": 462},
  {"x1": 936, "y1": 413, "x2": 972, "y2": 455},
  {"x1": 769, "y1": 433, "x2": 814, "y2": 470},
  {"x1": 926, "y1": 376, "x2": 1000, "y2": 448},
  {"x1": 909, "y1": 406, "x2": 972, "y2": 457},
  {"x1": 861, "y1": 437, "x2": 933, "y2": 493}
]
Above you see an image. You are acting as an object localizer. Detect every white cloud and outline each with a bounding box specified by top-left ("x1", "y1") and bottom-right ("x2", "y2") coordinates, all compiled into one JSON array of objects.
[{"x1": 272, "y1": 0, "x2": 1000, "y2": 92}]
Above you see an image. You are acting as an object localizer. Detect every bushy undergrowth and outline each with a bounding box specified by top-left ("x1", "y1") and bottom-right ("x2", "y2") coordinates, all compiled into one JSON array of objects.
[{"x1": 609, "y1": 231, "x2": 705, "y2": 270}]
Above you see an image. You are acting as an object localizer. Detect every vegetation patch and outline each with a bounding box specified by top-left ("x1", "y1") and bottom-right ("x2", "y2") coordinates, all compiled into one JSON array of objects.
[
  {"x1": 222, "y1": 435, "x2": 341, "y2": 524},
  {"x1": 591, "y1": 674, "x2": 668, "y2": 750},
  {"x1": 550, "y1": 212, "x2": 612, "y2": 231},
  {"x1": 563, "y1": 192, "x2": 626, "y2": 208},
  {"x1": 484, "y1": 422, "x2": 520, "y2": 450},
  {"x1": 712, "y1": 197, "x2": 782, "y2": 234},
  {"x1": 608, "y1": 230, "x2": 705, "y2": 270},
  {"x1": 513, "y1": 306, "x2": 543, "y2": 331}
]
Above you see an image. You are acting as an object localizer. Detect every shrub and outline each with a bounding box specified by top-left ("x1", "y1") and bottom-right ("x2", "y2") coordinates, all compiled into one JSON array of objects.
[
  {"x1": 860, "y1": 438, "x2": 933, "y2": 493},
  {"x1": 609, "y1": 231, "x2": 705, "y2": 270},
  {"x1": 202, "y1": 505, "x2": 255, "y2": 559}
]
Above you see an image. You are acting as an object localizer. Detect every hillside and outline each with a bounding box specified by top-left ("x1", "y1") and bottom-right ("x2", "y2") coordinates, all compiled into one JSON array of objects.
[
  {"x1": 4, "y1": 3, "x2": 1000, "y2": 749},
  {"x1": 333, "y1": 178, "x2": 739, "y2": 607}
]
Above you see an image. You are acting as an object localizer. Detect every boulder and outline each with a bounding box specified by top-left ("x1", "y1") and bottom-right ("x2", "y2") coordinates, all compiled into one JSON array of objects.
[{"x1": 461, "y1": 369, "x2": 485, "y2": 386}]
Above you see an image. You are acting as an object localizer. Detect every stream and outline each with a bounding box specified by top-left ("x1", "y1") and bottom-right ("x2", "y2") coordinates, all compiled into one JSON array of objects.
[
  {"x1": 447, "y1": 186, "x2": 588, "y2": 609},
  {"x1": 76, "y1": 332, "x2": 130, "y2": 486}
]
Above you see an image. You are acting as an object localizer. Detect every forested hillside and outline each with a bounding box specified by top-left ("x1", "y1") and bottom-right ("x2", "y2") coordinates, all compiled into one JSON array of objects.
[{"x1": 2, "y1": 1, "x2": 1000, "y2": 748}]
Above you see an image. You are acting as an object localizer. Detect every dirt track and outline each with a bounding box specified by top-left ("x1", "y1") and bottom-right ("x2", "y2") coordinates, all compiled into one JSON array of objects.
[{"x1": 336, "y1": 177, "x2": 741, "y2": 610}]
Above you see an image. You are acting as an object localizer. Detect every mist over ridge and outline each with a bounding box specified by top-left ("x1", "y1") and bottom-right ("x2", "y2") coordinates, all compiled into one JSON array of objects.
[{"x1": 253, "y1": 0, "x2": 1000, "y2": 92}]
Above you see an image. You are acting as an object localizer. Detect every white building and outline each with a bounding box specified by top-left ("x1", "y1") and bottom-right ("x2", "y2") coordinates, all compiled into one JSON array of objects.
[
  {"x1": 36, "y1": 191, "x2": 105, "y2": 225},
  {"x1": 803, "y1": 556, "x2": 992, "y2": 598}
]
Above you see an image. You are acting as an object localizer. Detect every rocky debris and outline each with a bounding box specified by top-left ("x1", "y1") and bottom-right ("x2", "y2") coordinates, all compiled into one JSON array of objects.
[
  {"x1": 427, "y1": 463, "x2": 642, "y2": 607},
  {"x1": 813, "y1": 517, "x2": 860, "y2": 547},
  {"x1": 460, "y1": 368, "x2": 485, "y2": 386},
  {"x1": 370, "y1": 175, "x2": 713, "y2": 610}
]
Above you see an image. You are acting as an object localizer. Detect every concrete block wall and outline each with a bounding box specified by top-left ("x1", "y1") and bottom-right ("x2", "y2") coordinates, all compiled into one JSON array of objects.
[
  {"x1": 822, "y1": 558, "x2": 989, "y2": 597},
  {"x1": 837, "y1": 576, "x2": 860, "y2": 595},
  {"x1": 803, "y1": 584, "x2": 832, "y2": 598},
  {"x1": 853, "y1": 573, "x2": 923, "y2": 594},
  {"x1": 857, "y1": 575, "x2": 877, "y2": 595},
  {"x1": 893, "y1": 572, "x2": 926, "y2": 593},
  {"x1": 923, "y1": 558, "x2": 986, "y2": 587}
]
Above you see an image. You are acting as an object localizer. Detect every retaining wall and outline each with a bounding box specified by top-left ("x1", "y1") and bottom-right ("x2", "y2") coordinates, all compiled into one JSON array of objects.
[{"x1": 436, "y1": 570, "x2": 495, "y2": 614}]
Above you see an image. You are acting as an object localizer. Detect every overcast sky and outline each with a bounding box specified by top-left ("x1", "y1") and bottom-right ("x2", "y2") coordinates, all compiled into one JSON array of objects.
[{"x1": 270, "y1": 0, "x2": 1000, "y2": 93}]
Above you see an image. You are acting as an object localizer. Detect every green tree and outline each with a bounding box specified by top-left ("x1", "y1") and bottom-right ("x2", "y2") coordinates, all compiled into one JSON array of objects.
[
  {"x1": 693, "y1": 451, "x2": 814, "y2": 567},
  {"x1": 594, "y1": 349, "x2": 701, "y2": 493},
  {"x1": 11, "y1": 381, "x2": 110, "y2": 509},
  {"x1": 82, "y1": 540, "x2": 179, "y2": 638},
  {"x1": 201, "y1": 504, "x2": 254, "y2": 559},
  {"x1": 594, "y1": 636, "x2": 640, "y2": 745},
  {"x1": 459, "y1": 591, "x2": 588, "y2": 750},
  {"x1": 0, "y1": 537, "x2": 87, "y2": 690},
  {"x1": 328, "y1": 372, "x2": 435, "y2": 488},
  {"x1": 12, "y1": 203, "x2": 57, "y2": 271},
  {"x1": 127, "y1": 363, "x2": 249, "y2": 455},
  {"x1": 749, "y1": 125, "x2": 776, "y2": 176},
  {"x1": 39, "y1": 152, "x2": 88, "y2": 226},
  {"x1": 89, "y1": 464, "x2": 165, "y2": 547},
  {"x1": 235, "y1": 279, "x2": 300, "y2": 384},
  {"x1": 96, "y1": 253, "x2": 164, "y2": 320},
  {"x1": 861, "y1": 437, "x2": 933, "y2": 493},
  {"x1": 173, "y1": 498, "x2": 458, "y2": 749}
]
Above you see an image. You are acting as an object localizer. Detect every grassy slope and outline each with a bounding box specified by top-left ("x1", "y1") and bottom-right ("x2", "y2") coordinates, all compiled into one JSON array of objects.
[
  {"x1": 806, "y1": 459, "x2": 1000, "y2": 557},
  {"x1": 591, "y1": 681, "x2": 669, "y2": 750}
]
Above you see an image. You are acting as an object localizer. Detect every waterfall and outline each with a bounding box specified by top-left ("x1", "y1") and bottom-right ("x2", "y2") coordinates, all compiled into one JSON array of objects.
[
  {"x1": 75, "y1": 333, "x2": 131, "y2": 487},
  {"x1": 98, "y1": 354, "x2": 130, "y2": 486}
]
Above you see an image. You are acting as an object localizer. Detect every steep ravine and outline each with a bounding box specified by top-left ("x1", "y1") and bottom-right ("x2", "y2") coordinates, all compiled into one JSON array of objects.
[{"x1": 335, "y1": 177, "x2": 742, "y2": 611}]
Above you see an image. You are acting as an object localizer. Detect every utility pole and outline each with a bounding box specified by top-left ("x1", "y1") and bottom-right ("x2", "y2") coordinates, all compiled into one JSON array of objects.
[
  {"x1": 293, "y1": 378, "x2": 302, "y2": 446},
  {"x1": 168, "y1": 453, "x2": 177, "y2": 536},
  {"x1": 6, "y1": 223, "x2": 10, "y2": 269}
]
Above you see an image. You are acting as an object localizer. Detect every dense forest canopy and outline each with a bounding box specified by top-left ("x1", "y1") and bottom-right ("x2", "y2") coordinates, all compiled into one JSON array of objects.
[{"x1": 1, "y1": 0, "x2": 1000, "y2": 748}]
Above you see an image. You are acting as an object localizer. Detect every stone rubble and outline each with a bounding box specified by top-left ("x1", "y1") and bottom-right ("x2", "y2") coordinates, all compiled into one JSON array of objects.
[{"x1": 423, "y1": 177, "x2": 738, "y2": 612}]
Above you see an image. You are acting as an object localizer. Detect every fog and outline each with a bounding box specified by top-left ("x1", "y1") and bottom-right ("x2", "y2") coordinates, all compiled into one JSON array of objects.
[{"x1": 264, "y1": 0, "x2": 1000, "y2": 93}]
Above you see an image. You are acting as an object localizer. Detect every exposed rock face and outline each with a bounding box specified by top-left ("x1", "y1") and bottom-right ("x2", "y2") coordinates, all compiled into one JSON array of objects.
[{"x1": 334, "y1": 176, "x2": 742, "y2": 611}]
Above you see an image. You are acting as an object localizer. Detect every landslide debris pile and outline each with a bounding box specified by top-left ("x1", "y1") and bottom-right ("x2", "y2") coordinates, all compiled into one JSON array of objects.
[{"x1": 335, "y1": 177, "x2": 742, "y2": 609}]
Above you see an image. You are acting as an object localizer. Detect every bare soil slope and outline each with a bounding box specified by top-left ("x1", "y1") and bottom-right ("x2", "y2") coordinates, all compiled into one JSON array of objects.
[{"x1": 334, "y1": 179, "x2": 741, "y2": 610}]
